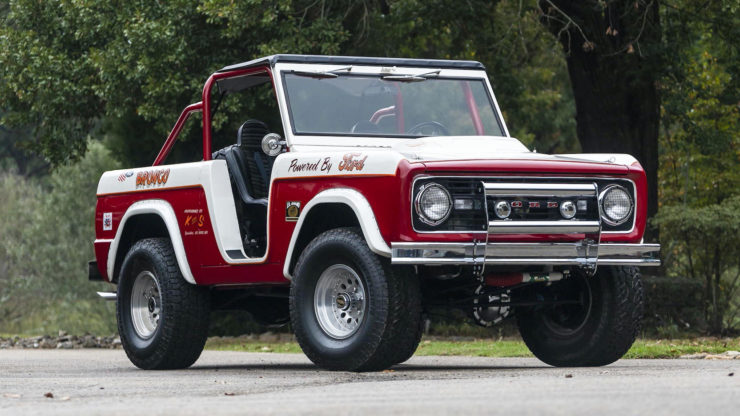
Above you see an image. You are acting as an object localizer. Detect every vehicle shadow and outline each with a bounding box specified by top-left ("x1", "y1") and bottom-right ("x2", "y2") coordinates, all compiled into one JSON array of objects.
[
  {"x1": 190, "y1": 363, "x2": 319, "y2": 372},
  {"x1": 391, "y1": 364, "x2": 549, "y2": 372},
  {"x1": 186, "y1": 363, "x2": 549, "y2": 372}
]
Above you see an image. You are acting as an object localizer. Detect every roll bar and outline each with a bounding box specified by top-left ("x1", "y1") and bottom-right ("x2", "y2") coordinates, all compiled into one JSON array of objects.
[{"x1": 152, "y1": 66, "x2": 273, "y2": 166}]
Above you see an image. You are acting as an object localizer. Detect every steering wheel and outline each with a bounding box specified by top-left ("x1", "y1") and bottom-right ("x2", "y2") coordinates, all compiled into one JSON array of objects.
[{"x1": 407, "y1": 121, "x2": 450, "y2": 136}]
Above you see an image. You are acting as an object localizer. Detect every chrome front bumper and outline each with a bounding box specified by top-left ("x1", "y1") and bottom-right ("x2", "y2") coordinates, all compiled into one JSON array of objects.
[{"x1": 391, "y1": 241, "x2": 660, "y2": 267}]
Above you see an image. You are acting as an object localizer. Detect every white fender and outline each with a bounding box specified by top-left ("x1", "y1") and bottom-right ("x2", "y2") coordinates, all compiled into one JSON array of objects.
[
  {"x1": 282, "y1": 188, "x2": 392, "y2": 279},
  {"x1": 107, "y1": 199, "x2": 196, "y2": 284},
  {"x1": 98, "y1": 161, "x2": 252, "y2": 264}
]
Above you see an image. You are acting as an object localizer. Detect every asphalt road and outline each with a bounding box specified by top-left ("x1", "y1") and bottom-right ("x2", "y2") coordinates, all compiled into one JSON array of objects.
[{"x1": 0, "y1": 350, "x2": 737, "y2": 416}]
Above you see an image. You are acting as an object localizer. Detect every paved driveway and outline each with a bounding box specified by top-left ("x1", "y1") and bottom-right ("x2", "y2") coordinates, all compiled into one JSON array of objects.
[{"x1": 0, "y1": 350, "x2": 737, "y2": 415}]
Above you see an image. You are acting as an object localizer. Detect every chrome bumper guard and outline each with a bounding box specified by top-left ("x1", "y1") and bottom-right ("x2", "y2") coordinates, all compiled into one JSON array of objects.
[
  {"x1": 391, "y1": 242, "x2": 661, "y2": 267},
  {"x1": 396, "y1": 180, "x2": 659, "y2": 268}
]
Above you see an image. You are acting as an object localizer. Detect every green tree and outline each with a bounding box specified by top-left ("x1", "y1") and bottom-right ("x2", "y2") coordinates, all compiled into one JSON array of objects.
[
  {"x1": 0, "y1": 0, "x2": 358, "y2": 166},
  {"x1": 0, "y1": 119, "x2": 49, "y2": 177},
  {"x1": 537, "y1": 0, "x2": 662, "y2": 220},
  {"x1": 0, "y1": 142, "x2": 120, "y2": 333},
  {"x1": 656, "y1": 0, "x2": 739, "y2": 333},
  {"x1": 0, "y1": 0, "x2": 578, "y2": 167}
]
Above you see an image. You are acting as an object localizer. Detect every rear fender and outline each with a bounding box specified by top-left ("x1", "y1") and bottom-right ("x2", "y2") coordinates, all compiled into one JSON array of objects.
[{"x1": 107, "y1": 199, "x2": 195, "y2": 284}]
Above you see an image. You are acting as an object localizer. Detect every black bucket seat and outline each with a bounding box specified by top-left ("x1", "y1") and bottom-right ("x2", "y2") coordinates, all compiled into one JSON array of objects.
[{"x1": 212, "y1": 120, "x2": 276, "y2": 257}]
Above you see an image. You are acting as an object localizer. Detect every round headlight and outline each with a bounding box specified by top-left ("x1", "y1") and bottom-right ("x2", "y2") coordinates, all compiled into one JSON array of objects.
[
  {"x1": 599, "y1": 185, "x2": 633, "y2": 226},
  {"x1": 494, "y1": 201, "x2": 511, "y2": 219},
  {"x1": 415, "y1": 183, "x2": 452, "y2": 225}
]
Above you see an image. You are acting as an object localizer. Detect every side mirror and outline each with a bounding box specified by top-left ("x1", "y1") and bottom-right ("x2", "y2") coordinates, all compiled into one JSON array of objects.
[{"x1": 261, "y1": 133, "x2": 286, "y2": 156}]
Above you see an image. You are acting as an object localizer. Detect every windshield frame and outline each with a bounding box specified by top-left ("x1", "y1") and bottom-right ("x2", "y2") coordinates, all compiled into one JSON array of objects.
[{"x1": 275, "y1": 64, "x2": 509, "y2": 142}]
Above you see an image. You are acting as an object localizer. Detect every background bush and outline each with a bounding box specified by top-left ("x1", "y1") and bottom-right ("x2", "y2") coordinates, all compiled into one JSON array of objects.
[
  {"x1": 654, "y1": 198, "x2": 740, "y2": 334},
  {"x1": 0, "y1": 143, "x2": 119, "y2": 334}
]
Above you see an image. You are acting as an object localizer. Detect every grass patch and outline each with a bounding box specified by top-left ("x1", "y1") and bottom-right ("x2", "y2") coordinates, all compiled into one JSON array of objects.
[
  {"x1": 204, "y1": 336, "x2": 740, "y2": 359},
  {"x1": 415, "y1": 339, "x2": 532, "y2": 357},
  {"x1": 206, "y1": 337, "x2": 303, "y2": 354},
  {"x1": 624, "y1": 338, "x2": 740, "y2": 358}
]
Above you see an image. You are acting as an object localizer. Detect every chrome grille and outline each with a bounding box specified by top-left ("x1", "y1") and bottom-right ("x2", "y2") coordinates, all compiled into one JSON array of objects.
[
  {"x1": 484, "y1": 182, "x2": 600, "y2": 234},
  {"x1": 412, "y1": 176, "x2": 636, "y2": 234}
]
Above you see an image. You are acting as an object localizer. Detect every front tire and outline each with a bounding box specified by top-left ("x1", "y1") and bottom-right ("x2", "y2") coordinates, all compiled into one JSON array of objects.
[
  {"x1": 117, "y1": 238, "x2": 210, "y2": 370},
  {"x1": 290, "y1": 227, "x2": 421, "y2": 371},
  {"x1": 516, "y1": 266, "x2": 643, "y2": 367}
]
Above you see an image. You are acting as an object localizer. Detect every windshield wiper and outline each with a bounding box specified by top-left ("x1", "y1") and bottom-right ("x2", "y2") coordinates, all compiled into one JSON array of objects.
[
  {"x1": 292, "y1": 66, "x2": 353, "y2": 79},
  {"x1": 381, "y1": 69, "x2": 441, "y2": 82}
]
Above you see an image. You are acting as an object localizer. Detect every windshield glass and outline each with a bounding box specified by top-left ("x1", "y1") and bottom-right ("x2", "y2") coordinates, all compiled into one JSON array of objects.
[{"x1": 282, "y1": 73, "x2": 504, "y2": 137}]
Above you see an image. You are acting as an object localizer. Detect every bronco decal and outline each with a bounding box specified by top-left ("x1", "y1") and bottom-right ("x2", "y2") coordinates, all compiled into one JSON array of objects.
[{"x1": 136, "y1": 168, "x2": 171, "y2": 189}]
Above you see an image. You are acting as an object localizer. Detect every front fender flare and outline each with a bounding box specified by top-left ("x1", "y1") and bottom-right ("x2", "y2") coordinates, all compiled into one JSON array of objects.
[
  {"x1": 107, "y1": 199, "x2": 196, "y2": 284},
  {"x1": 282, "y1": 188, "x2": 391, "y2": 279}
]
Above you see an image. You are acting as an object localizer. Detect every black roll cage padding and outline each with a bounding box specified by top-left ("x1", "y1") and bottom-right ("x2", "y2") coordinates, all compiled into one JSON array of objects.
[
  {"x1": 222, "y1": 148, "x2": 268, "y2": 208},
  {"x1": 236, "y1": 121, "x2": 247, "y2": 146}
]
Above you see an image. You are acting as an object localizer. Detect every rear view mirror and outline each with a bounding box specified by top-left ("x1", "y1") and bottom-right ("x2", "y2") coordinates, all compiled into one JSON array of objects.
[{"x1": 261, "y1": 133, "x2": 286, "y2": 156}]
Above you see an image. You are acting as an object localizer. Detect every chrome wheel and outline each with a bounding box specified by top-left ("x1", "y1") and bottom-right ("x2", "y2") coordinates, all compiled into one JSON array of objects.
[
  {"x1": 314, "y1": 264, "x2": 366, "y2": 339},
  {"x1": 130, "y1": 271, "x2": 162, "y2": 339}
]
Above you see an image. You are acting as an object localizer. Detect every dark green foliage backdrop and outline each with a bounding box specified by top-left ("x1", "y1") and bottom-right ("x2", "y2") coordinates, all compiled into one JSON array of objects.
[
  {"x1": 0, "y1": 0, "x2": 578, "y2": 167},
  {"x1": 0, "y1": 0, "x2": 737, "y2": 334}
]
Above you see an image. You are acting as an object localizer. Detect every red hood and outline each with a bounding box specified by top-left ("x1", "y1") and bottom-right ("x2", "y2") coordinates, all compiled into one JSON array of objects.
[{"x1": 419, "y1": 158, "x2": 630, "y2": 176}]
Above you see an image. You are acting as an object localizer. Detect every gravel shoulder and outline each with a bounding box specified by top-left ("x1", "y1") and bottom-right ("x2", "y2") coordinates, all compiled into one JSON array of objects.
[{"x1": 1, "y1": 349, "x2": 738, "y2": 416}]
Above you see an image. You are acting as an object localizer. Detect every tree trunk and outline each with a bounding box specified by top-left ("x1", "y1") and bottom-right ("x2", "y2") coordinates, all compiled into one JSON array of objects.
[
  {"x1": 540, "y1": 1, "x2": 661, "y2": 226},
  {"x1": 565, "y1": 46, "x2": 660, "y2": 221}
]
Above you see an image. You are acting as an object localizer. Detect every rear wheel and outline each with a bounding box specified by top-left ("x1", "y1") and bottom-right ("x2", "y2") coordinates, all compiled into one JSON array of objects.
[
  {"x1": 117, "y1": 238, "x2": 210, "y2": 370},
  {"x1": 290, "y1": 227, "x2": 421, "y2": 371},
  {"x1": 516, "y1": 266, "x2": 643, "y2": 367}
]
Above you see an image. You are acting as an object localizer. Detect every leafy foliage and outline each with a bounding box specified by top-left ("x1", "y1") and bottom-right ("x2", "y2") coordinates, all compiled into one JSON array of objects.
[
  {"x1": 654, "y1": 198, "x2": 740, "y2": 333},
  {"x1": 0, "y1": 0, "x2": 578, "y2": 166},
  {"x1": 0, "y1": 116, "x2": 49, "y2": 177},
  {"x1": 655, "y1": 0, "x2": 740, "y2": 334},
  {"x1": 659, "y1": 14, "x2": 739, "y2": 207},
  {"x1": 0, "y1": 0, "x2": 360, "y2": 166},
  {"x1": 0, "y1": 143, "x2": 119, "y2": 334}
]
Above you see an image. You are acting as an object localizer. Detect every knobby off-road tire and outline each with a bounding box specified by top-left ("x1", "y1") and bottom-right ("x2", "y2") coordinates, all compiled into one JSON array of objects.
[
  {"x1": 358, "y1": 264, "x2": 423, "y2": 371},
  {"x1": 117, "y1": 238, "x2": 210, "y2": 370},
  {"x1": 290, "y1": 227, "x2": 422, "y2": 372},
  {"x1": 388, "y1": 267, "x2": 424, "y2": 366},
  {"x1": 516, "y1": 266, "x2": 643, "y2": 367}
]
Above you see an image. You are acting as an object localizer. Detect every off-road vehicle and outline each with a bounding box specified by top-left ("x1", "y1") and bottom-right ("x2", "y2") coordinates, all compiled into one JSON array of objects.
[{"x1": 90, "y1": 54, "x2": 660, "y2": 371}]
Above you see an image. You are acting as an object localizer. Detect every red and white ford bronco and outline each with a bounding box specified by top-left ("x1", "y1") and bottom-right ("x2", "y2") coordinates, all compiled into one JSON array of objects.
[{"x1": 90, "y1": 54, "x2": 660, "y2": 371}]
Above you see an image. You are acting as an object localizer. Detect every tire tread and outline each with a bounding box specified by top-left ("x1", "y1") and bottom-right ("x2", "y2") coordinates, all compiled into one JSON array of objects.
[
  {"x1": 117, "y1": 238, "x2": 210, "y2": 370},
  {"x1": 290, "y1": 227, "x2": 422, "y2": 372},
  {"x1": 517, "y1": 266, "x2": 643, "y2": 367}
]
